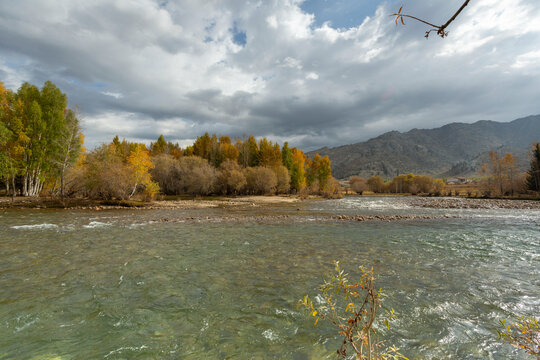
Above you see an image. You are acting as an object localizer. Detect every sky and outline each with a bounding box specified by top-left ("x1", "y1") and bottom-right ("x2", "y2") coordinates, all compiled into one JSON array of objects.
[{"x1": 0, "y1": 0, "x2": 539, "y2": 150}]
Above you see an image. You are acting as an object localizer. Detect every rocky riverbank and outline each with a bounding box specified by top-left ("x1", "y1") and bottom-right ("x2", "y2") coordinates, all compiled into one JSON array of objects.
[
  {"x1": 408, "y1": 197, "x2": 540, "y2": 209},
  {"x1": 135, "y1": 213, "x2": 457, "y2": 225}
]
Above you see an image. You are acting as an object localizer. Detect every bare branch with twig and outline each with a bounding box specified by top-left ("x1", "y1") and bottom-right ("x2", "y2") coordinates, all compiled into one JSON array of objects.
[{"x1": 391, "y1": 1, "x2": 471, "y2": 39}]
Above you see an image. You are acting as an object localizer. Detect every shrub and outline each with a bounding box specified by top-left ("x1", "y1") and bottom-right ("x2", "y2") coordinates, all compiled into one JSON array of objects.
[
  {"x1": 151, "y1": 154, "x2": 181, "y2": 195},
  {"x1": 216, "y1": 159, "x2": 246, "y2": 195},
  {"x1": 275, "y1": 165, "x2": 291, "y2": 194},
  {"x1": 244, "y1": 166, "x2": 277, "y2": 195},
  {"x1": 84, "y1": 145, "x2": 133, "y2": 200},
  {"x1": 299, "y1": 262, "x2": 407, "y2": 359},
  {"x1": 175, "y1": 156, "x2": 217, "y2": 196},
  {"x1": 350, "y1": 176, "x2": 367, "y2": 194},
  {"x1": 367, "y1": 176, "x2": 385, "y2": 193}
]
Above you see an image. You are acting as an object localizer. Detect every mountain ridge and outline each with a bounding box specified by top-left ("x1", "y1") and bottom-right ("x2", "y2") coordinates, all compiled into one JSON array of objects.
[{"x1": 307, "y1": 115, "x2": 540, "y2": 179}]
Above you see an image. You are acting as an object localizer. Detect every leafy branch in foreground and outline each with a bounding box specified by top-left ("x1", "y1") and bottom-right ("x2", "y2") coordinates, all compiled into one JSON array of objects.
[
  {"x1": 498, "y1": 316, "x2": 540, "y2": 357},
  {"x1": 392, "y1": 1, "x2": 471, "y2": 39},
  {"x1": 298, "y1": 261, "x2": 408, "y2": 360}
]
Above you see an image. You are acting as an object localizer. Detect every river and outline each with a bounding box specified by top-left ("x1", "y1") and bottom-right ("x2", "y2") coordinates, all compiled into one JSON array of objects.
[{"x1": 1, "y1": 197, "x2": 538, "y2": 359}]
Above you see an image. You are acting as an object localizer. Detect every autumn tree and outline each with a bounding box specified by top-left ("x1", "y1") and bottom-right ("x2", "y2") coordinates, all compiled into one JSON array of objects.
[
  {"x1": 414, "y1": 175, "x2": 434, "y2": 194},
  {"x1": 217, "y1": 159, "x2": 246, "y2": 195},
  {"x1": 389, "y1": 174, "x2": 415, "y2": 194},
  {"x1": 367, "y1": 176, "x2": 385, "y2": 193},
  {"x1": 192, "y1": 132, "x2": 212, "y2": 160},
  {"x1": 481, "y1": 151, "x2": 518, "y2": 196},
  {"x1": 502, "y1": 153, "x2": 518, "y2": 196},
  {"x1": 83, "y1": 144, "x2": 134, "y2": 200},
  {"x1": 175, "y1": 156, "x2": 217, "y2": 196},
  {"x1": 150, "y1": 154, "x2": 180, "y2": 195},
  {"x1": 306, "y1": 154, "x2": 332, "y2": 192},
  {"x1": 127, "y1": 144, "x2": 159, "y2": 199},
  {"x1": 349, "y1": 176, "x2": 367, "y2": 194},
  {"x1": 150, "y1": 135, "x2": 168, "y2": 155},
  {"x1": 150, "y1": 135, "x2": 183, "y2": 159},
  {"x1": 220, "y1": 136, "x2": 239, "y2": 163},
  {"x1": 275, "y1": 165, "x2": 291, "y2": 194},
  {"x1": 238, "y1": 135, "x2": 259, "y2": 167},
  {"x1": 245, "y1": 166, "x2": 277, "y2": 195},
  {"x1": 290, "y1": 147, "x2": 306, "y2": 192}
]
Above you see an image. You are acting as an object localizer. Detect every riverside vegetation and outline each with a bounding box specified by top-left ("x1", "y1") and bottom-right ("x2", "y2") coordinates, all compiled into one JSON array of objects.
[
  {"x1": 347, "y1": 144, "x2": 540, "y2": 199},
  {"x1": 0, "y1": 81, "x2": 339, "y2": 201},
  {"x1": 302, "y1": 262, "x2": 539, "y2": 359},
  {"x1": 2, "y1": 81, "x2": 538, "y2": 203}
]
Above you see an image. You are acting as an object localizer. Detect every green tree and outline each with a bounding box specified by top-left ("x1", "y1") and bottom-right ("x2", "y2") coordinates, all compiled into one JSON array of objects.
[
  {"x1": 150, "y1": 134, "x2": 168, "y2": 155},
  {"x1": 193, "y1": 132, "x2": 212, "y2": 160},
  {"x1": 238, "y1": 135, "x2": 259, "y2": 167},
  {"x1": 0, "y1": 121, "x2": 13, "y2": 184},
  {"x1": 526, "y1": 143, "x2": 540, "y2": 195},
  {"x1": 306, "y1": 154, "x2": 332, "y2": 192},
  {"x1": 281, "y1": 141, "x2": 293, "y2": 171},
  {"x1": 54, "y1": 109, "x2": 83, "y2": 199}
]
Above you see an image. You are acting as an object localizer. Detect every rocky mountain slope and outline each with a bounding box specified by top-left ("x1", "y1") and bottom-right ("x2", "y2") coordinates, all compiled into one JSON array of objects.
[{"x1": 308, "y1": 115, "x2": 540, "y2": 179}]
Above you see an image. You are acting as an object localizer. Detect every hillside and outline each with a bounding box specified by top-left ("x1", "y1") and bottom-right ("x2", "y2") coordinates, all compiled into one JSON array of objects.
[{"x1": 308, "y1": 115, "x2": 540, "y2": 179}]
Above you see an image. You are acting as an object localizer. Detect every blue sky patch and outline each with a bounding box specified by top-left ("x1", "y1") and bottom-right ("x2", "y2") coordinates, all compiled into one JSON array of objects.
[
  {"x1": 231, "y1": 21, "x2": 247, "y2": 46},
  {"x1": 301, "y1": 0, "x2": 382, "y2": 28}
]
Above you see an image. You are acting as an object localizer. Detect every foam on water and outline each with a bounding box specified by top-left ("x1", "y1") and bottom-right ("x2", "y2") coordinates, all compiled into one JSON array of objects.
[
  {"x1": 11, "y1": 223, "x2": 58, "y2": 230},
  {"x1": 83, "y1": 221, "x2": 113, "y2": 228}
]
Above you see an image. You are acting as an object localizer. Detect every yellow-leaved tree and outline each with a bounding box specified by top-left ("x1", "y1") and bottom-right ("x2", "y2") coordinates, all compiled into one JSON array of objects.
[{"x1": 127, "y1": 144, "x2": 159, "y2": 200}]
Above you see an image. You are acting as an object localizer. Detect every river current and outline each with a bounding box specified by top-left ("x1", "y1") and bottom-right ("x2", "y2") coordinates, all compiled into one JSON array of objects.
[{"x1": 1, "y1": 197, "x2": 538, "y2": 359}]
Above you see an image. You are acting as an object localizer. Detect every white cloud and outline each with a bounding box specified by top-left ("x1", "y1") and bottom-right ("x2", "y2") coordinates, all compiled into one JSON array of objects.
[
  {"x1": 0, "y1": 0, "x2": 539, "y2": 150},
  {"x1": 101, "y1": 91, "x2": 123, "y2": 99},
  {"x1": 512, "y1": 50, "x2": 540, "y2": 69}
]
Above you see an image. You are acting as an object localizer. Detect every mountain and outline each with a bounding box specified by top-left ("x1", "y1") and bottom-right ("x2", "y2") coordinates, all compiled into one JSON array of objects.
[{"x1": 307, "y1": 115, "x2": 540, "y2": 179}]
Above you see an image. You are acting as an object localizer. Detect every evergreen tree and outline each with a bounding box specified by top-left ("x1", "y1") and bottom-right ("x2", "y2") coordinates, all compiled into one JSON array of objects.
[
  {"x1": 527, "y1": 143, "x2": 540, "y2": 195},
  {"x1": 281, "y1": 142, "x2": 293, "y2": 171}
]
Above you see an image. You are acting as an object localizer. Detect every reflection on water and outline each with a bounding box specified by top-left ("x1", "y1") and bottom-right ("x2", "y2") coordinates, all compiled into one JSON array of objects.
[{"x1": 0, "y1": 197, "x2": 538, "y2": 359}]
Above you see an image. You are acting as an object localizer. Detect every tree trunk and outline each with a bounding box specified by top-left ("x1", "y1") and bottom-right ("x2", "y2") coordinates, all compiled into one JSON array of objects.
[
  {"x1": 11, "y1": 176, "x2": 16, "y2": 200},
  {"x1": 129, "y1": 183, "x2": 138, "y2": 199},
  {"x1": 23, "y1": 172, "x2": 28, "y2": 196}
]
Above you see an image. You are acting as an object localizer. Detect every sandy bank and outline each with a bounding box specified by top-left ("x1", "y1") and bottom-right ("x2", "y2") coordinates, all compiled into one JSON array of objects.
[{"x1": 0, "y1": 195, "x2": 301, "y2": 210}]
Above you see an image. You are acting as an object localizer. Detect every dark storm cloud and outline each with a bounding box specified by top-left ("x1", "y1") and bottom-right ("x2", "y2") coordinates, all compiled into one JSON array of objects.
[{"x1": 0, "y1": 0, "x2": 539, "y2": 150}]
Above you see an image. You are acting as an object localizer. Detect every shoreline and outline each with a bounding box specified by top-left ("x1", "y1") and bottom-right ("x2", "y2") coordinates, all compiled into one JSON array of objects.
[
  {"x1": 0, "y1": 195, "x2": 302, "y2": 210},
  {"x1": 0, "y1": 194, "x2": 539, "y2": 211}
]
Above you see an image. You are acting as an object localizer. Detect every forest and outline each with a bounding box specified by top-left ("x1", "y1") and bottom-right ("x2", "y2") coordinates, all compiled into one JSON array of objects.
[
  {"x1": 2, "y1": 81, "x2": 539, "y2": 201},
  {"x1": 0, "y1": 81, "x2": 337, "y2": 200}
]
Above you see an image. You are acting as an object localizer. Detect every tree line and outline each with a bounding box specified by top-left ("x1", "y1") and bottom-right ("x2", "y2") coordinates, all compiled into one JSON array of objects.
[
  {"x1": 66, "y1": 134, "x2": 337, "y2": 200},
  {"x1": 1, "y1": 81, "x2": 337, "y2": 200},
  {"x1": 347, "y1": 145, "x2": 540, "y2": 198},
  {"x1": 480, "y1": 148, "x2": 540, "y2": 197},
  {"x1": 349, "y1": 174, "x2": 446, "y2": 195},
  {"x1": 0, "y1": 81, "x2": 83, "y2": 198}
]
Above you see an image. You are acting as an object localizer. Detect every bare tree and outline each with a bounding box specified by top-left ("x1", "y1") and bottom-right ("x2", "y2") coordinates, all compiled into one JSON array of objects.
[{"x1": 392, "y1": 1, "x2": 471, "y2": 38}]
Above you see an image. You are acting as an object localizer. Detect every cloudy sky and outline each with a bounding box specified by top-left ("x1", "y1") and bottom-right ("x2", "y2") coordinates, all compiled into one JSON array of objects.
[{"x1": 1, "y1": 0, "x2": 539, "y2": 150}]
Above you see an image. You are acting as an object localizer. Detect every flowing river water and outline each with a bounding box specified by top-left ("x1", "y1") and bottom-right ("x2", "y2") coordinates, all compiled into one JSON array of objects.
[{"x1": 1, "y1": 197, "x2": 538, "y2": 359}]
